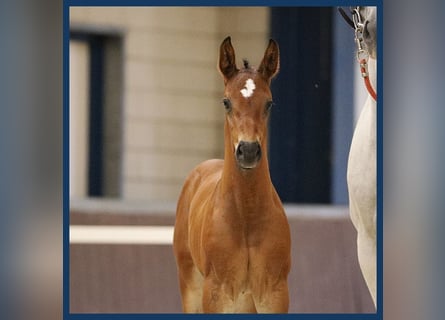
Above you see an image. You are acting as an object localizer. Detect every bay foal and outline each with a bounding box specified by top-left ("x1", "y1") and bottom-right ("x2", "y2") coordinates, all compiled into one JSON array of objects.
[{"x1": 173, "y1": 37, "x2": 291, "y2": 313}]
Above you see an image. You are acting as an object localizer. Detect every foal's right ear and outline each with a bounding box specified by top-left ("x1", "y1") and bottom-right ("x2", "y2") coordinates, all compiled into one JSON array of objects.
[
  {"x1": 218, "y1": 36, "x2": 238, "y2": 82},
  {"x1": 258, "y1": 39, "x2": 280, "y2": 83}
]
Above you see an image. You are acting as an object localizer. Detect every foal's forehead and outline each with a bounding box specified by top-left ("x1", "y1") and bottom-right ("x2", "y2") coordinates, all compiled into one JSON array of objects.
[{"x1": 226, "y1": 71, "x2": 270, "y2": 99}]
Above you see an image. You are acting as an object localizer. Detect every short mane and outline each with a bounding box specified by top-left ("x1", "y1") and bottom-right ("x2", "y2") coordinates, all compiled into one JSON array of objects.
[{"x1": 242, "y1": 59, "x2": 250, "y2": 69}]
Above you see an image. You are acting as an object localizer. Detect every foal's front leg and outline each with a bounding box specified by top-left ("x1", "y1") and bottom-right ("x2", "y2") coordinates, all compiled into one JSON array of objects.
[
  {"x1": 202, "y1": 271, "x2": 257, "y2": 313},
  {"x1": 202, "y1": 273, "x2": 237, "y2": 313},
  {"x1": 253, "y1": 279, "x2": 289, "y2": 313}
]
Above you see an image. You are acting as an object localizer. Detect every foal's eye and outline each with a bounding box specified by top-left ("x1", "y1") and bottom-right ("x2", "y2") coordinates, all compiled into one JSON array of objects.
[
  {"x1": 222, "y1": 98, "x2": 232, "y2": 112},
  {"x1": 265, "y1": 101, "x2": 274, "y2": 113}
]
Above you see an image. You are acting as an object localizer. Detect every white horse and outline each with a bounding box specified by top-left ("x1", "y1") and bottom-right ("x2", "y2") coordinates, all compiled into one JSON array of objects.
[{"x1": 345, "y1": 6, "x2": 377, "y2": 308}]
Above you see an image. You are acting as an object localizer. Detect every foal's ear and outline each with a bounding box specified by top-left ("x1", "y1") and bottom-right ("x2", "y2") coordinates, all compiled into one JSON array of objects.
[
  {"x1": 258, "y1": 39, "x2": 280, "y2": 83},
  {"x1": 218, "y1": 36, "x2": 238, "y2": 82}
]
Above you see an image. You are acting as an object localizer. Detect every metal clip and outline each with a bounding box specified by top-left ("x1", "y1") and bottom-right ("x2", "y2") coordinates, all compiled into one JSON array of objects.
[
  {"x1": 357, "y1": 49, "x2": 369, "y2": 63},
  {"x1": 352, "y1": 7, "x2": 370, "y2": 64},
  {"x1": 351, "y1": 7, "x2": 362, "y2": 30}
]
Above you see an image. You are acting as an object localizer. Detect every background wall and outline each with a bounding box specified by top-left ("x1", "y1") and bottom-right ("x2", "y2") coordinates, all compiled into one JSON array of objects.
[{"x1": 69, "y1": 7, "x2": 269, "y2": 201}]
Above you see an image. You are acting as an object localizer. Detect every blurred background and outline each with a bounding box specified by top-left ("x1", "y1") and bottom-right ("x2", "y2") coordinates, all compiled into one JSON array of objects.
[
  {"x1": 69, "y1": 6, "x2": 374, "y2": 313},
  {"x1": 2, "y1": 0, "x2": 445, "y2": 319}
]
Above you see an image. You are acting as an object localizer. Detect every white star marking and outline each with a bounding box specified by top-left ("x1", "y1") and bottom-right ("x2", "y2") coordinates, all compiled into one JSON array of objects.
[{"x1": 240, "y1": 78, "x2": 256, "y2": 98}]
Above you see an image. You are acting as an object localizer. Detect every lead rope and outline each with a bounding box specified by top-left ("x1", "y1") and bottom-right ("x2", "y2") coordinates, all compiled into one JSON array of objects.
[
  {"x1": 351, "y1": 7, "x2": 377, "y2": 101},
  {"x1": 359, "y1": 59, "x2": 377, "y2": 101}
]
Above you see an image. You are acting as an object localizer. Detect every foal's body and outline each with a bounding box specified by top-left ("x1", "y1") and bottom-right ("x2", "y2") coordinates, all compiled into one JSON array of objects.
[
  {"x1": 174, "y1": 37, "x2": 291, "y2": 313},
  {"x1": 175, "y1": 158, "x2": 290, "y2": 313}
]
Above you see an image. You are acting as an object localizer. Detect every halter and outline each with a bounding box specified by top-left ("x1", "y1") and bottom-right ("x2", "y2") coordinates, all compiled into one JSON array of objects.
[{"x1": 338, "y1": 7, "x2": 377, "y2": 101}]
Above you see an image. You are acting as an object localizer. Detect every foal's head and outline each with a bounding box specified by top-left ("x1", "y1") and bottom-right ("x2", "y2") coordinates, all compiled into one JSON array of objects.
[{"x1": 218, "y1": 36, "x2": 279, "y2": 171}]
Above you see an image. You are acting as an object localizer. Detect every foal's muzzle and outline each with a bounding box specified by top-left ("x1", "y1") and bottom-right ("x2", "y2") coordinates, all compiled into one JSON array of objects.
[{"x1": 235, "y1": 141, "x2": 262, "y2": 169}]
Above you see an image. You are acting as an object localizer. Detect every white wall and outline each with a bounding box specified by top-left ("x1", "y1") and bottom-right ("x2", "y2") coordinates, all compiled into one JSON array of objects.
[
  {"x1": 70, "y1": 7, "x2": 269, "y2": 201},
  {"x1": 69, "y1": 40, "x2": 90, "y2": 198}
]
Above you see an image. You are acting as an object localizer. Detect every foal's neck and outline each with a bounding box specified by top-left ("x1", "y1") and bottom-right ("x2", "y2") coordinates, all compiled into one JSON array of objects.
[
  {"x1": 220, "y1": 141, "x2": 273, "y2": 214},
  {"x1": 222, "y1": 156, "x2": 271, "y2": 189}
]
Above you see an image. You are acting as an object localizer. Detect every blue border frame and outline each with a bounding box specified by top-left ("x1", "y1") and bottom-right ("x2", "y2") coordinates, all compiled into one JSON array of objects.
[
  {"x1": 66, "y1": 1, "x2": 380, "y2": 6},
  {"x1": 63, "y1": 1, "x2": 383, "y2": 319},
  {"x1": 376, "y1": 3, "x2": 383, "y2": 316}
]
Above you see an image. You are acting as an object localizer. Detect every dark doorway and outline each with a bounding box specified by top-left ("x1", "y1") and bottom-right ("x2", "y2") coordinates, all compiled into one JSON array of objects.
[
  {"x1": 269, "y1": 7, "x2": 333, "y2": 203},
  {"x1": 70, "y1": 32, "x2": 123, "y2": 197}
]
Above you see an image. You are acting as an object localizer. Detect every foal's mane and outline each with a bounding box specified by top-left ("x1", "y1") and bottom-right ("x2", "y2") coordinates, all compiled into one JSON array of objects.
[{"x1": 242, "y1": 59, "x2": 251, "y2": 70}]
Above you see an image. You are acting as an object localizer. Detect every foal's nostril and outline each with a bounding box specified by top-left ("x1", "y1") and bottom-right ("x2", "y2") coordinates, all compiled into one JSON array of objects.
[
  {"x1": 256, "y1": 146, "x2": 261, "y2": 159},
  {"x1": 236, "y1": 143, "x2": 243, "y2": 157}
]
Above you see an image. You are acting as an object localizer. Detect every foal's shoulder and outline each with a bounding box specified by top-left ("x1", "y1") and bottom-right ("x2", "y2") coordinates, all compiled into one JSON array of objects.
[
  {"x1": 186, "y1": 159, "x2": 224, "y2": 183},
  {"x1": 197, "y1": 159, "x2": 224, "y2": 172}
]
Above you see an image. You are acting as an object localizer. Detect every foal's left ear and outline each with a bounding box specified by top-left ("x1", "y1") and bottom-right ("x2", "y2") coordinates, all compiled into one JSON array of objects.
[
  {"x1": 258, "y1": 39, "x2": 280, "y2": 83},
  {"x1": 218, "y1": 36, "x2": 239, "y2": 83}
]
